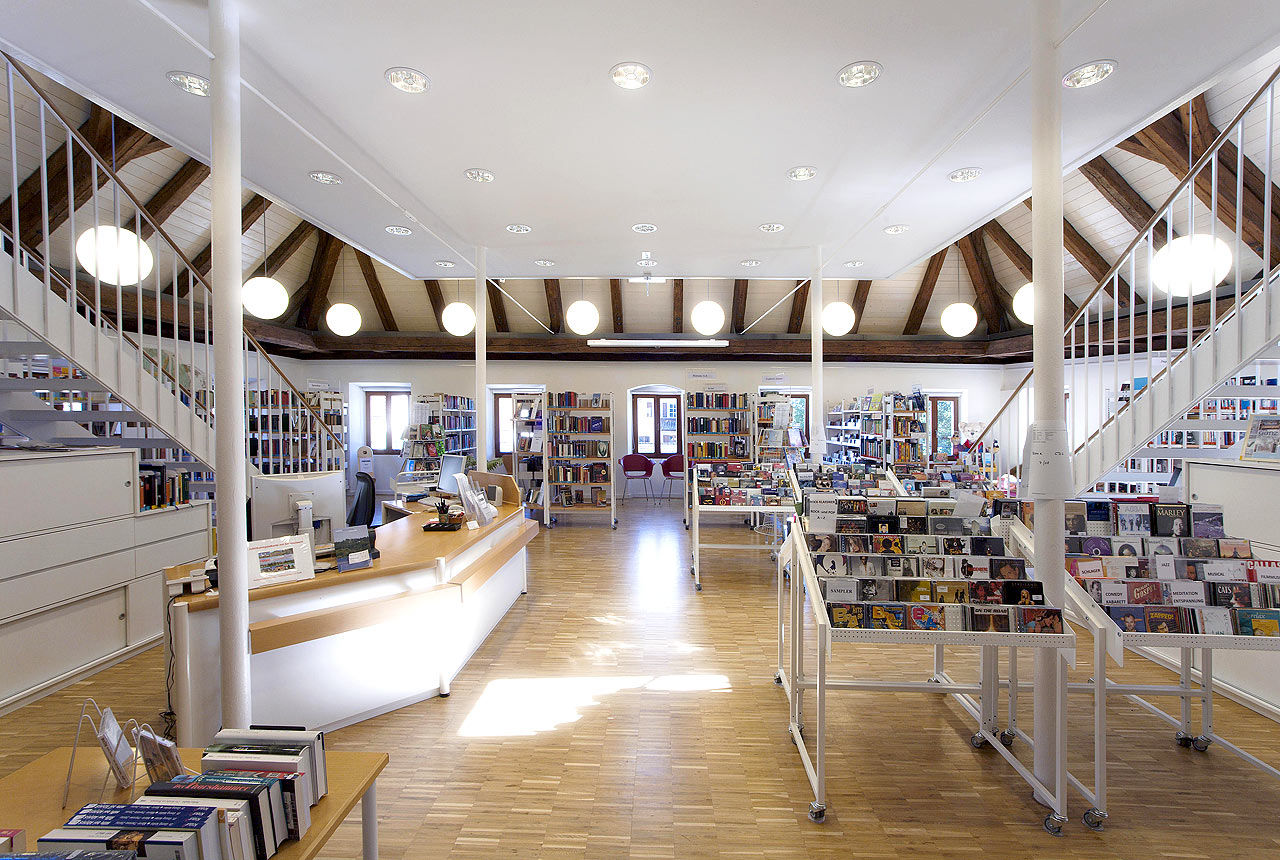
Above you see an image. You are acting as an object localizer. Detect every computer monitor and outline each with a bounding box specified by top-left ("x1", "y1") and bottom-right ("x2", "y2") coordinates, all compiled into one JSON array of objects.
[
  {"x1": 438, "y1": 454, "x2": 466, "y2": 495},
  {"x1": 250, "y1": 470, "x2": 347, "y2": 545}
]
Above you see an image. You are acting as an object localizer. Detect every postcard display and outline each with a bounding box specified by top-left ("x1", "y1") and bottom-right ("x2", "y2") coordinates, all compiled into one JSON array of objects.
[
  {"x1": 545, "y1": 391, "x2": 617, "y2": 528},
  {"x1": 776, "y1": 465, "x2": 1076, "y2": 833},
  {"x1": 1000, "y1": 496, "x2": 1280, "y2": 802},
  {"x1": 688, "y1": 461, "x2": 798, "y2": 591}
]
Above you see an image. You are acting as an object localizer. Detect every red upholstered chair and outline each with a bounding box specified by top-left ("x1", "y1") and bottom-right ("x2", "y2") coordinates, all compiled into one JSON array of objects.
[
  {"x1": 658, "y1": 454, "x2": 684, "y2": 500},
  {"x1": 620, "y1": 453, "x2": 655, "y2": 505}
]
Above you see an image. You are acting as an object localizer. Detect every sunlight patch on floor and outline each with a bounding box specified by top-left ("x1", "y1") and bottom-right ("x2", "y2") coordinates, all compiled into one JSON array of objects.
[{"x1": 458, "y1": 674, "x2": 733, "y2": 737}]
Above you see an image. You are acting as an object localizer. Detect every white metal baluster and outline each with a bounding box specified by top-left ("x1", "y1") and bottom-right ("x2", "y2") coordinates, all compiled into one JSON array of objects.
[
  {"x1": 134, "y1": 208, "x2": 144, "y2": 417},
  {"x1": 171, "y1": 253, "x2": 180, "y2": 436},
  {"x1": 1070, "y1": 323, "x2": 1077, "y2": 451},
  {"x1": 1264, "y1": 83, "x2": 1274, "y2": 333},
  {"x1": 7, "y1": 64, "x2": 21, "y2": 315},
  {"x1": 1235, "y1": 120, "x2": 1244, "y2": 364},
  {"x1": 38, "y1": 101, "x2": 50, "y2": 335},
  {"x1": 187, "y1": 261, "x2": 195, "y2": 446},
  {"x1": 1210, "y1": 150, "x2": 1218, "y2": 385},
  {"x1": 90, "y1": 161, "x2": 102, "y2": 374},
  {"x1": 1112, "y1": 275, "x2": 1119, "y2": 464}
]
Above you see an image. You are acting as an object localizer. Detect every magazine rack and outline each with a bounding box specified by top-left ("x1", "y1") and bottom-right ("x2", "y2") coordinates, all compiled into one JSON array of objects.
[
  {"x1": 776, "y1": 527, "x2": 1077, "y2": 834},
  {"x1": 61, "y1": 699, "x2": 142, "y2": 808}
]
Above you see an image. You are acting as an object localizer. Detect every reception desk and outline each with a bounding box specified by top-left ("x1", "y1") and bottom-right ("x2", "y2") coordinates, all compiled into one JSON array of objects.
[{"x1": 170, "y1": 498, "x2": 538, "y2": 746}]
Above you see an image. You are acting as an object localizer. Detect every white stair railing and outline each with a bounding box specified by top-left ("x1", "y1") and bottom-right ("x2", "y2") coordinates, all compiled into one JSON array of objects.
[
  {"x1": 0, "y1": 51, "x2": 342, "y2": 474},
  {"x1": 973, "y1": 62, "x2": 1280, "y2": 491}
]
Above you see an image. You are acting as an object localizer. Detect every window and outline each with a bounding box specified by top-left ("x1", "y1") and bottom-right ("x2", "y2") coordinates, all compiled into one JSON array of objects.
[
  {"x1": 366, "y1": 390, "x2": 409, "y2": 454},
  {"x1": 930, "y1": 396, "x2": 960, "y2": 461},
  {"x1": 762, "y1": 391, "x2": 810, "y2": 439},
  {"x1": 493, "y1": 392, "x2": 515, "y2": 455},
  {"x1": 631, "y1": 393, "x2": 681, "y2": 456}
]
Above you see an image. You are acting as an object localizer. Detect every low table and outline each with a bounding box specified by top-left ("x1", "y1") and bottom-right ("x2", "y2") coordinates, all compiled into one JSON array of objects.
[{"x1": 0, "y1": 746, "x2": 388, "y2": 860}]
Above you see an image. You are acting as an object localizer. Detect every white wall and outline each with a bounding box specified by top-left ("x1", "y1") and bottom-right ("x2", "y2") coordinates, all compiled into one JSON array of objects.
[{"x1": 270, "y1": 356, "x2": 1009, "y2": 492}]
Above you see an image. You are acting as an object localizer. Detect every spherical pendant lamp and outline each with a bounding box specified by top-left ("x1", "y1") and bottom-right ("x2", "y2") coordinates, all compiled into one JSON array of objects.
[
  {"x1": 821, "y1": 301, "x2": 856, "y2": 336},
  {"x1": 565, "y1": 299, "x2": 600, "y2": 335},
  {"x1": 1151, "y1": 234, "x2": 1232, "y2": 297},
  {"x1": 325, "y1": 302, "x2": 362, "y2": 337},
  {"x1": 441, "y1": 301, "x2": 476, "y2": 336},
  {"x1": 1012, "y1": 283, "x2": 1035, "y2": 326},
  {"x1": 940, "y1": 302, "x2": 978, "y2": 338},
  {"x1": 690, "y1": 300, "x2": 725, "y2": 336},
  {"x1": 241, "y1": 276, "x2": 289, "y2": 320},
  {"x1": 75, "y1": 225, "x2": 154, "y2": 286}
]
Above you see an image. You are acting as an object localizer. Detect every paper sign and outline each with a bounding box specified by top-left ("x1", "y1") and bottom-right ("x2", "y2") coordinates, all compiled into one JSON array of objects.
[
  {"x1": 307, "y1": 379, "x2": 331, "y2": 391},
  {"x1": 806, "y1": 494, "x2": 839, "y2": 534},
  {"x1": 686, "y1": 368, "x2": 718, "y2": 381},
  {"x1": 762, "y1": 372, "x2": 788, "y2": 386},
  {"x1": 1021, "y1": 423, "x2": 1074, "y2": 500}
]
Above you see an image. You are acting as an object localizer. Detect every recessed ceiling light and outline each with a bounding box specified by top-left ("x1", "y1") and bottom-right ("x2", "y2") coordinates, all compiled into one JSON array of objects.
[
  {"x1": 844, "y1": 260, "x2": 865, "y2": 269},
  {"x1": 883, "y1": 224, "x2": 909, "y2": 235},
  {"x1": 636, "y1": 259, "x2": 658, "y2": 267},
  {"x1": 1062, "y1": 60, "x2": 1116, "y2": 89},
  {"x1": 837, "y1": 61, "x2": 882, "y2": 88},
  {"x1": 787, "y1": 165, "x2": 818, "y2": 182},
  {"x1": 166, "y1": 71, "x2": 209, "y2": 97},
  {"x1": 759, "y1": 223, "x2": 785, "y2": 233},
  {"x1": 610, "y1": 62, "x2": 652, "y2": 90},
  {"x1": 506, "y1": 224, "x2": 532, "y2": 234},
  {"x1": 534, "y1": 259, "x2": 556, "y2": 267},
  {"x1": 948, "y1": 167, "x2": 982, "y2": 183},
  {"x1": 464, "y1": 168, "x2": 494, "y2": 183},
  {"x1": 632, "y1": 223, "x2": 658, "y2": 234},
  {"x1": 435, "y1": 260, "x2": 456, "y2": 268},
  {"x1": 384, "y1": 225, "x2": 412, "y2": 236},
  {"x1": 385, "y1": 66, "x2": 430, "y2": 94},
  {"x1": 309, "y1": 171, "x2": 342, "y2": 185},
  {"x1": 740, "y1": 259, "x2": 762, "y2": 267}
]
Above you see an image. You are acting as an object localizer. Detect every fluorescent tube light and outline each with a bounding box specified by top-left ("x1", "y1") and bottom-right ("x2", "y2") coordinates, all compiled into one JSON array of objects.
[
  {"x1": 587, "y1": 338, "x2": 728, "y2": 348},
  {"x1": 627, "y1": 277, "x2": 668, "y2": 284}
]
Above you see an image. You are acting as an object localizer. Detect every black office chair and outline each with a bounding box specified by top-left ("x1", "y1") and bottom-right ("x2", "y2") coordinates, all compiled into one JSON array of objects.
[{"x1": 346, "y1": 471, "x2": 380, "y2": 558}]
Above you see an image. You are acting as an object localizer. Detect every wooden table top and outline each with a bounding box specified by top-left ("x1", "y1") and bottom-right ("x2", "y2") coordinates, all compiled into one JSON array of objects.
[
  {"x1": 178, "y1": 502, "x2": 525, "y2": 612},
  {"x1": 0, "y1": 746, "x2": 388, "y2": 860}
]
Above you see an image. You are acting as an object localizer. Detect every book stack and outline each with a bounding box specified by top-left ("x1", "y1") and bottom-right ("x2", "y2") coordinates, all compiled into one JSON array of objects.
[
  {"x1": 36, "y1": 729, "x2": 327, "y2": 860},
  {"x1": 1064, "y1": 498, "x2": 1279, "y2": 636}
]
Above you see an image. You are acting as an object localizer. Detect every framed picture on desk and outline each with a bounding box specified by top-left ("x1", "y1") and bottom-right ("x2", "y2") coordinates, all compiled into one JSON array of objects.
[{"x1": 247, "y1": 534, "x2": 316, "y2": 589}]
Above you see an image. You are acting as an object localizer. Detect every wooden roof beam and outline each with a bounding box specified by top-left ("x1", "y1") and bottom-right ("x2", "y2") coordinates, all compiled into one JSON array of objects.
[
  {"x1": 786, "y1": 279, "x2": 809, "y2": 334},
  {"x1": 1022, "y1": 199, "x2": 1133, "y2": 306},
  {"x1": 849, "y1": 280, "x2": 873, "y2": 335},
  {"x1": 544, "y1": 279, "x2": 564, "y2": 333},
  {"x1": 608, "y1": 278, "x2": 624, "y2": 333},
  {"x1": 293, "y1": 234, "x2": 343, "y2": 330},
  {"x1": 355, "y1": 250, "x2": 398, "y2": 331},
  {"x1": 487, "y1": 279, "x2": 509, "y2": 332},
  {"x1": 139, "y1": 158, "x2": 209, "y2": 240},
  {"x1": 175, "y1": 194, "x2": 271, "y2": 296},
  {"x1": 982, "y1": 219, "x2": 1078, "y2": 316},
  {"x1": 422, "y1": 280, "x2": 446, "y2": 331},
  {"x1": 672, "y1": 278, "x2": 684, "y2": 333},
  {"x1": 956, "y1": 232, "x2": 1007, "y2": 333},
  {"x1": 1078, "y1": 155, "x2": 1175, "y2": 249},
  {"x1": 730, "y1": 279, "x2": 749, "y2": 334},
  {"x1": 902, "y1": 249, "x2": 948, "y2": 335}
]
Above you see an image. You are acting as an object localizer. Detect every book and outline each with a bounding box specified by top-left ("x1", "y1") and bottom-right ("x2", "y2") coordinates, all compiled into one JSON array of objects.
[
  {"x1": 859, "y1": 578, "x2": 896, "y2": 601},
  {"x1": 0, "y1": 830, "x2": 25, "y2": 853},
  {"x1": 130, "y1": 797, "x2": 259, "y2": 860},
  {"x1": 1081, "y1": 537, "x2": 1112, "y2": 557},
  {"x1": 1190, "y1": 504, "x2": 1226, "y2": 538},
  {"x1": 171, "y1": 774, "x2": 286, "y2": 849},
  {"x1": 332, "y1": 526, "x2": 372, "y2": 573},
  {"x1": 868, "y1": 603, "x2": 907, "y2": 629},
  {"x1": 989, "y1": 557, "x2": 1026, "y2": 580},
  {"x1": 63, "y1": 805, "x2": 219, "y2": 860},
  {"x1": 907, "y1": 605, "x2": 946, "y2": 630},
  {"x1": 969, "y1": 537, "x2": 1006, "y2": 557},
  {"x1": 918, "y1": 556, "x2": 949, "y2": 578},
  {"x1": 968, "y1": 581, "x2": 1004, "y2": 604},
  {"x1": 1151, "y1": 503, "x2": 1191, "y2": 538},
  {"x1": 1162, "y1": 581, "x2": 1207, "y2": 606},
  {"x1": 869, "y1": 535, "x2": 903, "y2": 554},
  {"x1": 212, "y1": 772, "x2": 311, "y2": 840},
  {"x1": 39, "y1": 828, "x2": 200, "y2": 860},
  {"x1": 969, "y1": 605, "x2": 1011, "y2": 632},
  {"x1": 904, "y1": 535, "x2": 937, "y2": 554},
  {"x1": 1144, "y1": 606, "x2": 1182, "y2": 634},
  {"x1": 1126, "y1": 581, "x2": 1164, "y2": 604},
  {"x1": 209, "y1": 728, "x2": 328, "y2": 799},
  {"x1": 883, "y1": 556, "x2": 916, "y2": 578},
  {"x1": 1084, "y1": 500, "x2": 1111, "y2": 535},
  {"x1": 955, "y1": 556, "x2": 990, "y2": 579},
  {"x1": 1111, "y1": 538, "x2": 1142, "y2": 558},
  {"x1": 1108, "y1": 605, "x2": 1147, "y2": 632},
  {"x1": 928, "y1": 516, "x2": 965, "y2": 536},
  {"x1": 201, "y1": 744, "x2": 315, "y2": 801},
  {"x1": 132, "y1": 725, "x2": 183, "y2": 785},
  {"x1": 1064, "y1": 500, "x2": 1087, "y2": 534},
  {"x1": 1235, "y1": 608, "x2": 1280, "y2": 636},
  {"x1": 1015, "y1": 607, "x2": 1063, "y2": 634},
  {"x1": 942, "y1": 537, "x2": 967, "y2": 555},
  {"x1": 1144, "y1": 537, "x2": 1179, "y2": 556},
  {"x1": 814, "y1": 554, "x2": 850, "y2": 578}
]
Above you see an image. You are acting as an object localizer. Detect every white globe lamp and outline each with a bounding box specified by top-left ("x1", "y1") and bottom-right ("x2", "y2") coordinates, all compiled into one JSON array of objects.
[
  {"x1": 565, "y1": 299, "x2": 600, "y2": 335},
  {"x1": 241, "y1": 276, "x2": 289, "y2": 320},
  {"x1": 1012, "y1": 283, "x2": 1035, "y2": 326},
  {"x1": 821, "y1": 301, "x2": 856, "y2": 336},
  {"x1": 441, "y1": 301, "x2": 476, "y2": 336},
  {"x1": 1151, "y1": 234, "x2": 1232, "y2": 297},
  {"x1": 75, "y1": 225, "x2": 154, "y2": 286},
  {"x1": 690, "y1": 300, "x2": 725, "y2": 336},
  {"x1": 325, "y1": 302, "x2": 362, "y2": 336},
  {"x1": 940, "y1": 302, "x2": 978, "y2": 338}
]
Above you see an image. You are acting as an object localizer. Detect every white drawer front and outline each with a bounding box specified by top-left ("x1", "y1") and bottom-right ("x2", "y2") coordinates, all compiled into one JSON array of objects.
[
  {"x1": 135, "y1": 504, "x2": 210, "y2": 545},
  {"x1": 0, "y1": 452, "x2": 135, "y2": 539},
  {"x1": 127, "y1": 572, "x2": 164, "y2": 645},
  {"x1": 0, "y1": 588, "x2": 127, "y2": 701},
  {"x1": 0, "y1": 547, "x2": 136, "y2": 621},
  {"x1": 0, "y1": 519, "x2": 136, "y2": 582},
  {"x1": 135, "y1": 532, "x2": 210, "y2": 579}
]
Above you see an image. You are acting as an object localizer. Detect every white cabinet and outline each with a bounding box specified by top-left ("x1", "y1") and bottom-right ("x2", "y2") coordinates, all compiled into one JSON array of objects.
[{"x1": 0, "y1": 449, "x2": 212, "y2": 713}]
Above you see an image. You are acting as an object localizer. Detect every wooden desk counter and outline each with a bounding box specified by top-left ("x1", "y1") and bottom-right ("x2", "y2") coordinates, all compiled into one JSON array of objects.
[
  {"x1": 0, "y1": 747, "x2": 388, "y2": 860},
  {"x1": 179, "y1": 502, "x2": 527, "y2": 612}
]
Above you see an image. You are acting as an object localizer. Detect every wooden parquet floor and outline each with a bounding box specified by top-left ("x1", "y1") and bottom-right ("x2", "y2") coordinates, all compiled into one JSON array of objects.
[{"x1": 4, "y1": 502, "x2": 1280, "y2": 858}]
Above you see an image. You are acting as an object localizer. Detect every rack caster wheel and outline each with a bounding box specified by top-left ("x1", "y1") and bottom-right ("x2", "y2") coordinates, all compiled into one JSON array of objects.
[
  {"x1": 1082, "y1": 808, "x2": 1108, "y2": 831},
  {"x1": 774, "y1": 673, "x2": 783, "y2": 686},
  {"x1": 969, "y1": 733, "x2": 989, "y2": 749},
  {"x1": 1175, "y1": 731, "x2": 1193, "y2": 748},
  {"x1": 694, "y1": 582, "x2": 702, "y2": 591},
  {"x1": 1192, "y1": 736, "x2": 1211, "y2": 752},
  {"x1": 1043, "y1": 813, "x2": 1066, "y2": 837},
  {"x1": 999, "y1": 730, "x2": 1016, "y2": 748},
  {"x1": 807, "y1": 802, "x2": 826, "y2": 823}
]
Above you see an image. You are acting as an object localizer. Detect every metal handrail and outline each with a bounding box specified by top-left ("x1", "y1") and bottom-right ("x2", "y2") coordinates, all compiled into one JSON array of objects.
[
  {"x1": 972, "y1": 60, "x2": 1280, "y2": 449},
  {"x1": 3, "y1": 51, "x2": 344, "y2": 456}
]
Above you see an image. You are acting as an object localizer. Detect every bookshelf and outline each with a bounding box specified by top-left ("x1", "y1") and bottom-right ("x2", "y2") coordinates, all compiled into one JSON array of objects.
[
  {"x1": 512, "y1": 390, "x2": 546, "y2": 510},
  {"x1": 824, "y1": 399, "x2": 861, "y2": 466},
  {"x1": 684, "y1": 391, "x2": 754, "y2": 524},
  {"x1": 857, "y1": 393, "x2": 887, "y2": 468},
  {"x1": 439, "y1": 393, "x2": 478, "y2": 455},
  {"x1": 304, "y1": 390, "x2": 347, "y2": 473},
  {"x1": 888, "y1": 392, "x2": 929, "y2": 476},
  {"x1": 756, "y1": 394, "x2": 807, "y2": 465},
  {"x1": 246, "y1": 386, "x2": 304, "y2": 474},
  {"x1": 545, "y1": 391, "x2": 616, "y2": 528}
]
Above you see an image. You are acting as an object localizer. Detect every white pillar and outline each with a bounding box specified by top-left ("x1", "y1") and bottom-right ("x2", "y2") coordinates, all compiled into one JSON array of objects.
[
  {"x1": 810, "y1": 249, "x2": 825, "y2": 461},
  {"x1": 474, "y1": 248, "x2": 487, "y2": 468},
  {"x1": 1031, "y1": 0, "x2": 1068, "y2": 798},
  {"x1": 210, "y1": 0, "x2": 250, "y2": 731}
]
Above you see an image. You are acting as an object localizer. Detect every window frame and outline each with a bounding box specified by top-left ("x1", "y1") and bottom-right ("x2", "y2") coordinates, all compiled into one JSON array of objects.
[
  {"x1": 493, "y1": 391, "x2": 515, "y2": 456},
  {"x1": 365, "y1": 389, "x2": 410, "y2": 455},
  {"x1": 630, "y1": 392, "x2": 682, "y2": 457},
  {"x1": 929, "y1": 395, "x2": 961, "y2": 461}
]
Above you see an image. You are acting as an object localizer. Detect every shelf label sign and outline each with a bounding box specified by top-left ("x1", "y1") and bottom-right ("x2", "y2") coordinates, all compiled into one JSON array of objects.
[
  {"x1": 686, "y1": 368, "x2": 718, "y2": 382},
  {"x1": 807, "y1": 494, "x2": 839, "y2": 533},
  {"x1": 306, "y1": 378, "x2": 331, "y2": 391}
]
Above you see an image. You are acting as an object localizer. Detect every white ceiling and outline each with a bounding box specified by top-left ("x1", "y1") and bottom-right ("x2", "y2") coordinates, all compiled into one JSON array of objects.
[{"x1": 4, "y1": 0, "x2": 1280, "y2": 286}]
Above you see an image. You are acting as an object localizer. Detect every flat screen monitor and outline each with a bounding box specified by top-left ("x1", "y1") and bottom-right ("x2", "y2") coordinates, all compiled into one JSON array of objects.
[
  {"x1": 250, "y1": 470, "x2": 346, "y2": 544},
  {"x1": 438, "y1": 454, "x2": 466, "y2": 494}
]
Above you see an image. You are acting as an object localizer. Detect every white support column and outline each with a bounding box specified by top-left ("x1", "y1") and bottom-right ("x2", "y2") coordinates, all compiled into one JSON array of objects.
[
  {"x1": 210, "y1": 0, "x2": 250, "y2": 731},
  {"x1": 810, "y1": 249, "x2": 825, "y2": 462},
  {"x1": 474, "y1": 248, "x2": 487, "y2": 467},
  {"x1": 1031, "y1": 0, "x2": 1068, "y2": 799}
]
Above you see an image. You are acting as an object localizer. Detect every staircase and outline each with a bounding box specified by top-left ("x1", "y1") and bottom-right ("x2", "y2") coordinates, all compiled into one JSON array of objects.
[
  {"x1": 973, "y1": 62, "x2": 1280, "y2": 493},
  {"x1": 0, "y1": 52, "x2": 341, "y2": 500}
]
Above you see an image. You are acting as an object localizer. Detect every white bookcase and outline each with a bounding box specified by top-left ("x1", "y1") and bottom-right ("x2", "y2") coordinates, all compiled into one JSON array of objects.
[{"x1": 545, "y1": 391, "x2": 616, "y2": 528}]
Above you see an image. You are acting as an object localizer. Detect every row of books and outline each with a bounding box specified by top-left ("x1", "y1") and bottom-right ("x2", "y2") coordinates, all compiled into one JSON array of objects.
[
  {"x1": 548, "y1": 463, "x2": 610, "y2": 484},
  {"x1": 687, "y1": 416, "x2": 749, "y2": 434},
  {"x1": 439, "y1": 414, "x2": 475, "y2": 430},
  {"x1": 550, "y1": 392, "x2": 609, "y2": 408},
  {"x1": 247, "y1": 439, "x2": 301, "y2": 459},
  {"x1": 686, "y1": 392, "x2": 750, "y2": 409},
  {"x1": 827, "y1": 602, "x2": 1064, "y2": 634},
  {"x1": 816, "y1": 552, "x2": 1025, "y2": 579},
  {"x1": 138, "y1": 466, "x2": 192, "y2": 511},
  {"x1": 247, "y1": 414, "x2": 293, "y2": 432},
  {"x1": 686, "y1": 439, "x2": 750, "y2": 460},
  {"x1": 824, "y1": 576, "x2": 1044, "y2": 606},
  {"x1": 550, "y1": 485, "x2": 608, "y2": 507},
  {"x1": 548, "y1": 415, "x2": 609, "y2": 433},
  {"x1": 548, "y1": 439, "x2": 610, "y2": 458},
  {"x1": 1083, "y1": 579, "x2": 1280, "y2": 609},
  {"x1": 805, "y1": 495, "x2": 959, "y2": 517},
  {"x1": 441, "y1": 395, "x2": 475, "y2": 411},
  {"x1": 245, "y1": 390, "x2": 296, "y2": 408},
  {"x1": 36, "y1": 729, "x2": 327, "y2": 860}
]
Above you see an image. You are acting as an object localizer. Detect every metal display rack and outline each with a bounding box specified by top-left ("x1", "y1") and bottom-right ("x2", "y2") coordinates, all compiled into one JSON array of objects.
[
  {"x1": 511, "y1": 389, "x2": 546, "y2": 512},
  {"x1": 684, "y1": 391, "x2": 756, "y2": 529},
  {"x1": 777, "y1": 521, "x2": 1078, "y2": 834},
  {"x1": 688, "y1": 464, "x2": 796, "y2": 591},
  {"x1": 545, "y1": 391, "x2": 617, "y2": 528}
]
